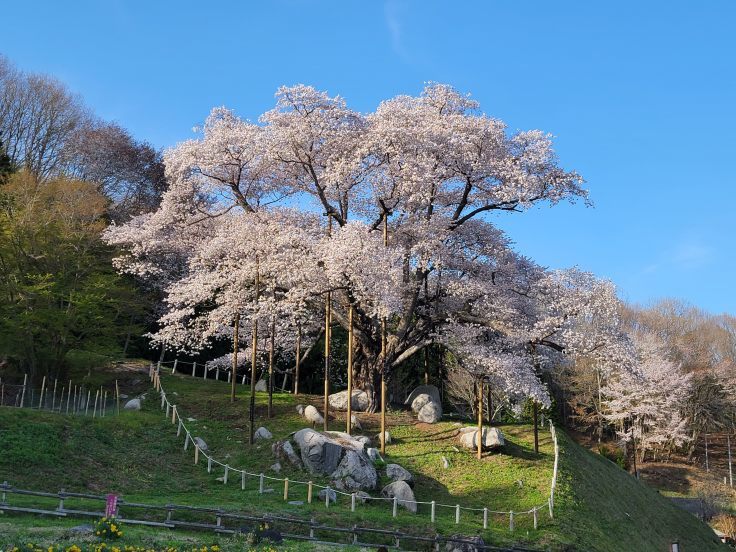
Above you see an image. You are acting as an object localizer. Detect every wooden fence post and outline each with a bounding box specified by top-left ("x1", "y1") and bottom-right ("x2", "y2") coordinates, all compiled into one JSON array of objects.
[
  {"x1": 38, "y1": 376, "x2": 46, "y2": 409},
  {"x1": 194, "y1": 445, "x2": 199, "y2": 465},
  {"x1": 115, "y1": 380, "x2": 120, "y2": 416},
  {"x1": 259, "y1": 473, "x2": 264, "y2": 494},
  {"x1": 509, "y1": 511, "x2": 514, "y2": 532},
  {"x1": 431, "y1": 500, "x2": 436, "y2": 523},
  {"x1": 307, "y1": 481, "x2": 313, "y2": 503},
  {"x1": 172, "y1": 359, "x2": 178, "y2": 374},
  {"x1": 351, "y1": 492, "x2": 356, "y2": 512},
  {"x1": 393, "y1": 496, "x2": 398, "y2": 517},
  {"x1": 241, "y1": 471, "x2": 246, "y2": 490},
  {"x1": 455, "y1": 504, "x2": 460, "y2": 524},
  {"x1": 20, "y1": 374, "x2": 27, "y2": 408},
  {"x1": 533, "y1": 507, "x2": 538, "y2": 530},
  {"x1": 483, "y1": 507, "x2": 488, "y2": 529},
  {"x1": 192, "y1": 362, "x2": 196, "y2": 377},
  {"x1": 284, "y1": 478, "x2": 289, "y2": 501}
]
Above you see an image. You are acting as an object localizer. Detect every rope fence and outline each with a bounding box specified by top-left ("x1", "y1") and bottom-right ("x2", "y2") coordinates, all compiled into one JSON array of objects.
[{"x1": 151, "y1": 364, "x2": 560, "y2": 532}]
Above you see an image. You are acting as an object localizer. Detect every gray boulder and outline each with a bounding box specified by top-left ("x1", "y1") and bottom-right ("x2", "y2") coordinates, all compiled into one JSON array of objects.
[
  {"x1": 295, "y1": 404, "x2": 305, "y2": 416},
  {"x1": 254, "y1": 426, "x2": 273, "y2": 440},
  {"x1": 194, "y1": 437, "x2": 209, "y2": 451},
  {"x1": 418, "y1": 400, "x2": 442, "y2": 423},
  {"x1": 293, "y1": 428, "x2": 377, "y2": 491},
  {"x1": 381, "y1": 480, "x2": 417, "y2": 513},
  {"x1": 123, "y1": 398, "x2": 141, "y2": 410},
  {"x1": 458, "y1": 427, "x2": 505, "y2": 450},
  {"x1": 328, "y1": 389, "x2": 370, "y2": 412},
  {"x1": 410, "y1": 393, "x2": 434, "y2": 414},
  {"x1": 272, "y1": 439, "x2": 303, "y2": 469},
  {"x1": 270, "y1": 462, "x2": 281, "y2": 473},
  {"x1": 331, "y1": 450, "x2": 378, "y2": 491},
  {"x1": 355, "y1": 490, "x2": 371, "y2": 504},
  {"x1": 385, "y1": 464, "x2": 414, "y2": 487},
  {"x1": 255, "y1": 379, "x2": 268, "y2": 392},
  {"x1": 445, "y1": 535, "x2": 486, "y2": 552},
  {"x1": 405, "y1": 385, "x2": 441, "y2": 407},
  {"x1": 303, "y1": 405, "x2": 324, "y2": 425},
  {"x1": 318, "y1": 487, "x2": 337, "y2": 504}
]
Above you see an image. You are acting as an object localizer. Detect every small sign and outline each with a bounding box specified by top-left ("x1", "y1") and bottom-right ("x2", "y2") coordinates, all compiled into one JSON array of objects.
[{"x1": 105, "y1": 494, "x2": 118, "y2": 518}]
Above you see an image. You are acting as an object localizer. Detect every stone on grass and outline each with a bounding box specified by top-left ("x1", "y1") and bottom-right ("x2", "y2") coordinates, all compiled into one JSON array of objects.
[
  {"x1": 410, "y1": 393, "x2": 434, "y2": 414},
  {"x1": 405, "y1": 385, "x2": 441, "y2": 407},
  {"x1": 367, "y1": 447, "x2": 383, "y2": 463},
  {"x1": 187, "y1": 417, "x2": 197, "y2": 422},
  {"x1": 445, "y1": 535, "x2": 485, "y2": 552},
  {"x1": 123, "y1": 398, "x2": 141, "y2": 410},
  {"x1": 355, "y1": 490, "x2": 372, "y2": 504},
  {"x1": 67, "y1": 524, "x2": 94, "y2": 535},
  {"x1": 272, "y1": 439, "x2": 303, "y2": 469},
  {"x1": 194, "y1": 437, "x2": 209, "y2": 451},
  {"x1": 442, "y1": 456, "x2": 450, "y2": 469},
  {"x1": 350, "y1": 414, "x2": 362, "y2": 430},
  {"x1": 377, "y1": 431, "x2": 392, "y2": 445},
  {"x1": 385, "y1": 464, "x2": 414, "y2": 487},
  {"x1": 417, "y1": 400, "x2": 442, "y2": 423},
  {"x1": 255, "y1": 379, "x2": 268, "y2": 392},
  {"x1": 292, "y1": 428, "x2": 377, "y2": 491},
  {"x1": 458, "y1": 427, "x2": 505, "y2": 451},
  {"x1": 318, "y1": 488, "x2": 337, "y2": 504},
  {"x1": 295, "y1": 404, "x2": 305, "y2": 416},
  {"x1": 270, "y1": 462, "x2": 281, "y2": 473},
  {"x1": 303, "y1": 405, "x2": 324, "y2": 425},
  {"x1": 328, "y1": 389, "x2": 370, "y2": 412},
  {"x1": 381, "y1": 480, "x2": 417, "y2": 513},
  {"x1": 254, "y1": 426, "x2": 273, "y2": 440}
]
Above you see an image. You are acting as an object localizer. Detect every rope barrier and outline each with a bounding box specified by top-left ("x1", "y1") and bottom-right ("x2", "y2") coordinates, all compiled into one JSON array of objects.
[{"x1": 153, "y1": 365, "x2": 559, "y2": 529}]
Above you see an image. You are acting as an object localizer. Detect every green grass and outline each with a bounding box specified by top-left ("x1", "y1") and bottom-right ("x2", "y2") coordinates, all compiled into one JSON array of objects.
[{"x1": 0, "y1": 364, "x2": 727, "y2": 551}]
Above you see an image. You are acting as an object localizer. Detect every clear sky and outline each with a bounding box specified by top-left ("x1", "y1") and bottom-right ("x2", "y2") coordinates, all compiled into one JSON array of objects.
[{"x1": 2, "y1": 1, "x2": 734, "y2": 314}]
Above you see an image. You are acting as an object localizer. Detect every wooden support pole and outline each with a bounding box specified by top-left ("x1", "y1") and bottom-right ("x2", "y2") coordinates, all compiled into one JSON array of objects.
[
  {"x1": 431, "y1": 500, "x2": 436, "y2": 523},
  {"x1": 380, "y1": 212, "x2": 389, "y2": 454},
  {"x1": 172, "y1": 359, "x2": 178, "y2": 374},
  {"x1": 259, "y1": 473, "x2": 264, "y2": 494},
  {"x1": 351, "y1": 492, "x2": 356, "y2": 512},
  {"x1": 483, "y1": 507, "x2": 489, "y2": 529},
  {"x1": 241, "y1": 470, "x2": 246, "y2": 490},
  {"x1": 455, "y1": 504, "x2": 460, "y2": 524},
  {"x1": 509, "y1": 511, "x2": 514, "y2": 532},
  {"x1": 323, "y1": 212, "x2": 332, "y2": 432},
  {"x1": 533, "y1": 507, "x2": 538, "y2": 530},
  {"x1": 393, "y1": 496, "x2": 398, "y2": 518},
  {"x1": 477, "y1": 378, "x2": 483, "y2": 460},
  {"x1": 268, "y1": 316, "x2": 275, "y2": 418},
  {"x1": 249, "y1": 257, "x2": 260, "y2": 445},
  {"x1": 307, "y1": 481, "x2": 313, "y2": 503},
  {"x1": 224, "y1": 465, "x2": 229, "y2": 485},
  {"x1": 115, "y1": 380, "x2": 120, "y2": 416},
  {"x1": 284, "y1": 478, "x2": 289, "y2": 501},
  {"x1": 294, "y1": 322, "x2": 302, "y2": 395},
  {"x1": 57, "y1": 387, "x2": 63, "y2": 412},
  {"x1": 92, "y1": 389, "x2": 99, "y2": 418},
  {"x1": 533, "y1": 402, "x2": 539, "y2": 453},
  {"x1": 346, "y1": 304, "x2": 354, "y2": 435},
  {"x1": 103, "y1": 391, "x2": 107, "y2": 417},
  {"x1": 171, "y1": 405, "x2": 177, "y2": 424},
  {"x1": 194, "y1": 445, "x2": 199, "y2": 464},
  {"x1": 51, "y1": 379, "x2": 58, "y2": 411},
  {"x1": 192, "y1": 362, "x2": 196, "y2": 377},
  {"x1": 85, "y1": 390, "x2": 91, "y2": 415}
]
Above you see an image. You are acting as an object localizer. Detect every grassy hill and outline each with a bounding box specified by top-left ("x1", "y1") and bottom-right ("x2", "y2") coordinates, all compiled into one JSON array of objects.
[{"x1": 0, "y1": 363, "x2": 726, "y2": 551}]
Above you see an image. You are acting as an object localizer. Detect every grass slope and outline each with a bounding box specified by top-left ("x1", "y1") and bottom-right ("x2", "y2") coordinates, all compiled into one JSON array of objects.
[{"x1": 0, "y1": 363, "x2": 726, "y2": 551}]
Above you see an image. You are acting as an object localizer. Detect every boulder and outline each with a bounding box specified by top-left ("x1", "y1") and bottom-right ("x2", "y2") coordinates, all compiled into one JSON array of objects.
[
  {"x1": 377, "y1": 431, "x2": 392, "y2": 445},
  {"x1": 318, "y1": 487, "x2": 337, "y2": 504},
  {"x1": 123, "y1": 398, "x2": 141, "y2": 410},
  {"x1": 295, "y1": 404, "x2": 305, "y2": 416},
  {"x1": 381, "y1": 480, "x2": 417, "y2": 513},
  {"x1": 292, "y1": 428, "x2": 377, "y2": 491},
  {"x1": 303, "y1": 405, "x2": 324, "y2": 425},
  {"x1": 405, "y1": 385, "x2": 441, "y2": 407},
  {"x1": 458, "y1": 427, "x2": 505, "y2": 450},
  {"x1": 272, "y1": 439, "x2": 303, "y2": 469},
  {"x1": 67, "y1": 524, "x2": 94, "y2": 535},
  {"x1": 270, "y1": 462, "x2": 281, "y2": 473},
  {"x1": 355, "y1": 490, "x2": 371, "y2": 504},
  {"x1": 385, "y1": 464, "x2": 414, "y2": 487},
  {"x1": 255, "y1": 379, "x2": 268, "y2": 392},
  {"x1": 328, "y1": 389, "x2": 370, "y2": 412},
  {"x1": 410, "y1": 393, "x2": 434, "y2": 414},
  {"x1": 351, "y1": 414, "x2": 362, "y2": 430},
  {"x1": 254, "y1": 426, "x2": 273, "y2": 440},
  {"x1": 445, "y1": 535, "x2": 485, "y2": 552},
  {"x1": 331, "y1": 449, "x2": 378, "y2": 491},
  {"x1": 367, "y1": 447, "x2": 383, "y2": 463},
  {"x1": 194, "y1": 437, "x2": 209, "y2": 451},
  {"x1": 417, "y1": 400, "x2": 442, "y2": 423},
  {"x1": 355, "y1": 435, "x2": 371, "y2": 446}
]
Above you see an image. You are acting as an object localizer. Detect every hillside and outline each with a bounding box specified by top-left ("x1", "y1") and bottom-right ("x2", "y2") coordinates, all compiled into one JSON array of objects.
[{"x1": 0, "y1": 364, "x2": 725, "y2": 551}]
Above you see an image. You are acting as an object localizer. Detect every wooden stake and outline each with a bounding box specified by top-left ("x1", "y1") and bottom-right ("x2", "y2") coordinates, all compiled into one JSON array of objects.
[
  {"x1": 347, "y1": 304, "x2": 354, "y2": 435},
  {"x1": 477, "y1": 378, "x2": 483, "y2": 460},
  {"x1": 115, "y1": 380, "x2": 120, "y2": 416},
  {"x1": 39, "y1": 376, "x2": 46, "y2": 409},
  {"x1": 66, "y1": 380, "x2": 72, "y2": 414},
  {"x1": 533, "y1": 402, "x2": 539, "y2": 453},
  {"x1": 283, "y1": 478, "x2": 289, "y2": 501},
  {"x1": 20, "y1": 374, "x2": 27, "y2": 408},
  {"x1": 93, "y1": 390, "x2": 99, "y2": 418},
  {"x1": 249, "y1": 257, "x2": 260, "y2": 445},
  {"x1": 85, "y1": 390, "x2": 91, "y2": 415},
  {"x1": 294, "y1": 322, "x2": 302, "y2": 395},
  {"x1": 307, "y1": 481, "x2": 313, "y2": 503},
  {"x1": 51, "y1": 379, "x2": 58, "y2": 411}
]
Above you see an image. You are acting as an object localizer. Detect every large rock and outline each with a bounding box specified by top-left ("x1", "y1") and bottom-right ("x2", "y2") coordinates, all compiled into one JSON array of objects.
[
  {"x1": 254, "y1": 426, "x2": 272, "y2": 440},
  {"x1": 318, "y1": 487, "x2": 337, "y2": 504},
  {"x1": 405, "y1": 385, "x2": 441, "y2": 407},
  {"x1": 445, "y1": 535, "x2": 486, "y2": 552},
  {"x1": 458, "y1": 427, "x2": 505, "y2": 450},
  {"x1": 385, "y1": 464, "x2": 414, "y2": 487},
  {"x1": 123, "y1": 398, "x2": 141, "y2": 410},
  {"x1": 417, "y1": 400, "x2": 442, "y2": 423},
  {"x1": 194, "y1": 437, "x2": 209, "y2": 451},
  {"x1": 328, "y1": 390, "x2": 370, "y2": 412},
  {"x1": 255, "y1": 379, "x2": 268, "y2": 392},
  {"x1": 303, "y1": 405, "x2": 324, "y2": 425},
  {"x1": 381, "y1": 480, "x2": 417, "y2": 513},
  {"x1": 295, "y1": 404, "x2": 305, "y2": 416},
  {"x1": 293, "y1": 428, "x2": 377, "y2": 491},
  {"x1": 331, "y1": 450, "x2": 378, "y2": 491},
  {"x1": 272, "y1": 439, "x2": 303, "y2": 469}
]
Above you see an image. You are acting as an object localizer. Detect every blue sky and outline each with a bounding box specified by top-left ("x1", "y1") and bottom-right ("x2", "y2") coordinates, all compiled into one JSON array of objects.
[{"x1": 2, "y1": 1, "x2": 734, "y2": 313}]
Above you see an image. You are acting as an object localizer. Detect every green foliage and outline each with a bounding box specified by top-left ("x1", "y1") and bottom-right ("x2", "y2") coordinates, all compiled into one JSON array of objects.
[
  {"x1": 0, "y1": 136, "x2": 13, "y2": 184},
  {"x1": 94, "y1": 517, "x2": 123, "y2": 539},
  {"x1": 0, "y1": 171, "x2": 147, "y2": 378}
]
